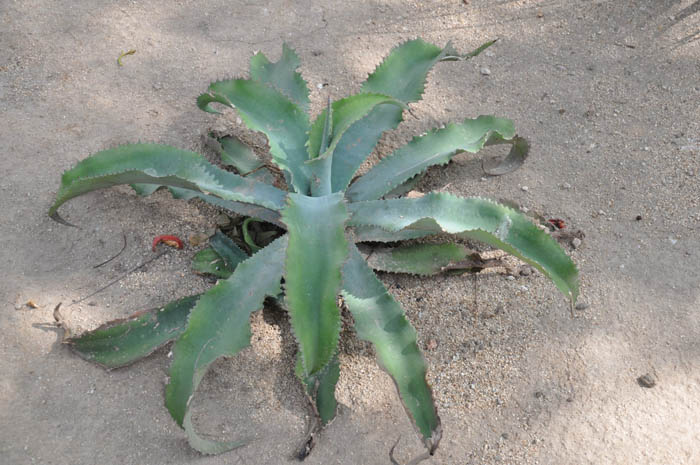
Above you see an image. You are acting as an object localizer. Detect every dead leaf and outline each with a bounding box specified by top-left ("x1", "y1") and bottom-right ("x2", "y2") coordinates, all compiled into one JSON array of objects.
[{"x1": 189, "y1": 232, "x2": 210, "y2": 246}]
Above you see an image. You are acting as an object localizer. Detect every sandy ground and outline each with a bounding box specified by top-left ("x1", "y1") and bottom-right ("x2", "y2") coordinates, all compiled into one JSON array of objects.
[{"x1": 1, "y1": 1, "x2": 699, "y2": 464}]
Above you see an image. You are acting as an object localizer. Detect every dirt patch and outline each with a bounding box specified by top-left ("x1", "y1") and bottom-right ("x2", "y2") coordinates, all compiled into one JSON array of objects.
[{"x1": 1, "y1": 1, "x2": 699, "y2": 464}]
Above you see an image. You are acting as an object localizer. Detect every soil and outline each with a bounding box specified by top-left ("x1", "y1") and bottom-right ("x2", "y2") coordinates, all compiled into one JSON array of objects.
[{"x1": 1, "y1": 1, "x2": 699, "y2": 464}]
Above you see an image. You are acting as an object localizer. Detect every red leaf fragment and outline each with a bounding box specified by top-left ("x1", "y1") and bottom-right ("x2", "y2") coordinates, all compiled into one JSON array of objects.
[
  {"x1": 547, "y1": 218, "x2": 566, "y2": 229},
  {"x1": 152, "y1": 235, "x2": 184, "y2": 252}
]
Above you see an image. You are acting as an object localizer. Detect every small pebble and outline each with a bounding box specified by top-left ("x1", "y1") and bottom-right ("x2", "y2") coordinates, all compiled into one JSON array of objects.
[
  {"x1": 506, "y1": 275, "x2": 515, "y2": 281},
  {"x1": 572, "y1": 237, "x2": 582, "y2": 249},
  {"x1": 480, "y1": 67, "x2": 491, "y2": 76},
  {"x1": 637, "y1": 374, "x2": 656, "y2": 388},
  {"x1": 562, "y1": 182, "x2": 572, "y2": 190},
  {"x1": 635, "y1": 215, "x2": 643, "y2": 221},
  {"x1": 519, "y1": 266, "x2": 533, "y2": 276},
  {"x1": 521, "y1": 185, "x2": 529, "y2": 192},
  {"x1": 520, "y1": 285, "x2": 529, "y2": 292},
  {"x1": 575, "y1": 302, "x2": 590, "y2": 311}
]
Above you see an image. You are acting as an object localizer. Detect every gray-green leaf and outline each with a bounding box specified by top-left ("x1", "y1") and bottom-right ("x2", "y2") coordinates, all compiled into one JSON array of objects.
[
  {"x1": 341, "y1": 244, "x2": 441, "y2": 451},
  {"x1": 197, "y1": 78, "x2": 311, "y2": 194},
  {"x1": 282, "y1": 193, "x2": 348, "y2": 376},
  {"x1": 67, "y1": 295, "x2": 200, "y2": 369},
  {"x1": 250, "y1": 43, "x2": 310, "y2": 111},
  {"x1": 49, "y1": 144, "x2": 287, "y2": 225},
  {"x1": 347, "y1": 116, "x2": 518, "y2": 202},
  {"x1": 349, "y1": 193, "x2": 579, "y2": 302},
  {"x1": 166, "y1": 236, "x2": 287, "y2": 453}
]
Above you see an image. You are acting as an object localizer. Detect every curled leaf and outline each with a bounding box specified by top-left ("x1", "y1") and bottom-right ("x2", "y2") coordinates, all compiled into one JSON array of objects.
[{"x1": 482, "y1": 135, "x2": 529, "y2": 176}]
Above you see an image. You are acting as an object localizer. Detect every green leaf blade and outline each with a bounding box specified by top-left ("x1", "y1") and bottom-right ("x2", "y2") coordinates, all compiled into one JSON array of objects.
[
  {"x1": 192, "y1": 248, "x2": 231, "y2": 278},
  {"x1": 319, "y1": 93, "x2": 406, "y2": 160},
  {"x1": 250, "y1": 43, "x2": 310, "y2": 111},
  {"x1": 296, "y1": 353, "x2": 341, "y2": 425},
  {"x1": 48, "y1": 144, "x2": 287, "y2": 224},
  {"x1": 308, "y1": 93, "x2": 405, "y2": 195},
  {"x1": 347, "y1": 116, "x2": 517, "y2": 202},
  {"x1": 282, "y1": 193, "x2": 348, "y2": 376},
  {"x1": 341, "y1": 245, "x2": 440, "y2": 450},
  {"x1": 209, "y1": 230, "x2": 248, "y2": 269},
  {"x1": 165, "y1": 236, "x2": 287, "y2": 452},
  {"x1": 352, "y1": 225, "x2": 434, "y2": 243},
  {"x1": 330, "y1": 39, "x2": 461, "y2": 192},
  {"x1": 67, "y1": 295, "x2": 200, "y2": 369},
  {"x1": 365, "y1": 243, "x2": 471, "y2": 275},
  {"x1": 362, "y1": 38, "x2": 444, "y2": 102},
  {"x1": 198, "y1": 78, "x2": 311, "y2": 194},
  {"x1": 215, "y1": 134, "x2": 265, "y2": 175},
  {"x1": 349, "y1": 193, "x2": 579, "y2": 302}
]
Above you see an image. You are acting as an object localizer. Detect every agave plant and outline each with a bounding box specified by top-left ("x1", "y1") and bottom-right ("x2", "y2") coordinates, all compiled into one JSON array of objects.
[{"x1": 49, "y1": 39, "x2": 578, "y2": 459}]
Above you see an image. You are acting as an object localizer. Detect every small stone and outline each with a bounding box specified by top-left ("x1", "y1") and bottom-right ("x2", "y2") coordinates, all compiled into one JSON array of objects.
[
  {"x1": 215, "y1": 213, "x2": 231, "y2": 228},
  {"x1": 480, "y1": 67, "x2": 491, "y2": 76},
  {"x1": 635, "y1": 215, "x2": 643, "y2": 221},
  {"x1": 506, "y1": 275, "x2": 515, "y2": 281},
  {"x1": 426, "y1": 339, "x2": 438, "y2": 350},
  {"x1": 480, "y1": 176, "x2": 488, "y2": 181},
  {"x1": 534, "y1": 391, "x2": 545, "y2": 399},
  {"x1": 519, "y1": 266, "x2": 533, "y2": 276},
  {"x1": 637, "y1": 374, "x2": 656, "y2": 388},
  {"x1": 598, "y1": 209, "x2": 605, "y2": 216},
  {"x1": 572, "y1": 237, "x2": 582, "y2": 249},
  {"x1": 575, "y1": 302, "x2": 590, "y2": 310},
  {"x1": 520, "y1": 285, "x2": 529, "y2": 292},
  {"x1": 152, "y1": 82, "x2": 163, "y2": 90},
  {"x1": 521, "y1": 185, "x2": 529, "y2": 192},
  {"x1": 484, "y1": 50, "x2": 494, "y2": 57},
  {"x1": 406, "y1": 190, "x2": 424, "y2": 199}
]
